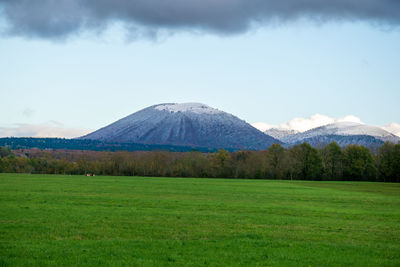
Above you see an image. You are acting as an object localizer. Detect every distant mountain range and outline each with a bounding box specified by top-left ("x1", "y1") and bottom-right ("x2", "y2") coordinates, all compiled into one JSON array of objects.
[
  {"x1": 2, "y1": 103, "x2": 397, "y2": 152},
  {"x1": 81, "y1": 103, "x2": 399, "y2": 149},
  {"x1": 80, "y1": 103, "x2": 279, "y2": 150},
  {"x1": 268, "y1": 122, "x2": 400, "y2": 147}
]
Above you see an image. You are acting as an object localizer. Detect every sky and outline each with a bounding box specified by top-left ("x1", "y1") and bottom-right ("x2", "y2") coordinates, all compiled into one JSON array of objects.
[{"x1": 1, "y1": 0, "x2": 400, "y2": 138}]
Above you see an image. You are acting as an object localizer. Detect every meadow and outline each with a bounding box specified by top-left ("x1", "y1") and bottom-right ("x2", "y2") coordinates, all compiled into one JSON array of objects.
[{"x1": 0, "y1": 173, "x2": 399, "y2": 266}]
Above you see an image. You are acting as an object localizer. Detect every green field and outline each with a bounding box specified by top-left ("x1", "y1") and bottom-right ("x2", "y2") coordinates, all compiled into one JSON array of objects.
[{"x1": 0, "y1": 174, "x2": 399, "y2": 266}]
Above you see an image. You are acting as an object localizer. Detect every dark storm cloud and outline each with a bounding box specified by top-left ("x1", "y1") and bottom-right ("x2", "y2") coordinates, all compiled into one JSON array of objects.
[{"x1": 1, "y1": 0, "x2": 400, "y2": 39}]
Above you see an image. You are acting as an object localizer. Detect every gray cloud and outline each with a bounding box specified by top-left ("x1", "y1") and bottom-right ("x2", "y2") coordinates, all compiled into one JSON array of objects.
[
  {"x1": 22, "y1": 108, "x2": 35, "y2": 118},
  {"x1": 1, "y1": 0, "x2": 400, "y2": 39}
]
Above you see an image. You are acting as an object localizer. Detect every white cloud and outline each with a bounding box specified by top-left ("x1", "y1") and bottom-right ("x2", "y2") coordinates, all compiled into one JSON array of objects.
[
  {"x1": 252, "y1": 114, "x2": 363, "y2": 133},
  {"x1": 382, "y1": 123, "x2": 400, "y2": 138},
  {"x1": 250, "y1": 122, "x2": 275, "y2": 132},
  {"x1": 0, "y1": 121, "x2": 92, "y2": 138},
  {"x1": 337, "y1": 115, "x2": 362, "y2": 124}
]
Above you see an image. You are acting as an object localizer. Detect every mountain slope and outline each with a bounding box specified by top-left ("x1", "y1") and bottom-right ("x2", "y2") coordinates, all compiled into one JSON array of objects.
[
  {"x1": 80, "y1": 103, "x2": 279, "y2": 150},
  {"x1": 281, "y1": 122, "x2": 400, "y2": 146}
]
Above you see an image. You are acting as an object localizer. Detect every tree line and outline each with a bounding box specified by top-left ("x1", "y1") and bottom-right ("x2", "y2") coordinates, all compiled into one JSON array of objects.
[
  {"x1": 0, "y1": 142, "x2": 399, "y2": 182},
  {"x1": 0, "y1": 137, "x2": 216, "y2": 153}
]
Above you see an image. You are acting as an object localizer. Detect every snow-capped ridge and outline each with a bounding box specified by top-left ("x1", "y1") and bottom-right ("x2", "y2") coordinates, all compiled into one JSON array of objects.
[
  {"x1": 308, "y1": 122, "x2": 395, "y2": 139},
  {"x1": 154, "y1": 102, "x2": 223, "y2": 115},
  {"x1": 281, "y1": 121, "x2": 400, "y2": 145}
]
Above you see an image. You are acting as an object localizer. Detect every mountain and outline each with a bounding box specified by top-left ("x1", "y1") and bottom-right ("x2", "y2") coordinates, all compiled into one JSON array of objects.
[
  {"x1": 280, "y1": 122, "x2": 400, "y2": 146},
  {"x1": 264, "y1": 128, "x2": 299, "y2": 140},
  {"x1": 80, "y1": 103, "x2": 279, "y2": 150}
]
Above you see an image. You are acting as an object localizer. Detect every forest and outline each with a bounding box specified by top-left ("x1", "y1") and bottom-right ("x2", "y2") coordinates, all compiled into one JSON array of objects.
[
  {"x1": 0, "y1": 142, "x2": 399, "y2": 182},
  {"x1": 0, "y1": 137, "x2": 215, "y2": 152}
]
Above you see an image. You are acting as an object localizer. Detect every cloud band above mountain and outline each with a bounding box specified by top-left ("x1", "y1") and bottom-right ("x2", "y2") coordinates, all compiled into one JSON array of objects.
[
  {"x1": 1, "y1": 0, "x2": 400, "y2": 39},
  {"x1": 0, "y1": 122, "x2": 91, "y2": 139},
  {"x1": 253, "y1": 114, "x2": 362, "y2": 133}
]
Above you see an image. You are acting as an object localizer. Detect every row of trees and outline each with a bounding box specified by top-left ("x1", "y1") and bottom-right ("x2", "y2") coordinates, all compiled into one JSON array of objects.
[{"x1": 0, "y1": 142, "x2": 399, "y2": 182}]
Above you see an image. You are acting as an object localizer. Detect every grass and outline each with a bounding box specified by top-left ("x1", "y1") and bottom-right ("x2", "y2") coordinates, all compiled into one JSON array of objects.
[{"x1": 0, "y1": 173, "x2": 399, "y2": 266}]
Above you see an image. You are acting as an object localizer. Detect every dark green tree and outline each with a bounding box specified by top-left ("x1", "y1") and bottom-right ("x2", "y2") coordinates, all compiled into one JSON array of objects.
[
  {"x1": 232, "y1": 151, "x2": 251, "y2": 178},
  {"x1": 377, "y1": 142, "x2": 395, "y2": 182},
  {"x1": 290, "y1": 143, "x2": 323, "y2": 179},
  {"x1": 391, "y1": 144, "x2": 400, "y2": 183},
  {"x1": 0, "y1": 147, "x2": 12, "y2": 157},
  {"x1": 320, "y1": 142, "x2": 344, "y2": 180},
  {"x1": 343, "y1": 145, "x2": 376, "y2": 181},
  {"x1": 213, "y1": 149, "x2": 233, "y2": 178},
  {"x1": 266, "y1": 143, "x2": 286, "y2": 179}
]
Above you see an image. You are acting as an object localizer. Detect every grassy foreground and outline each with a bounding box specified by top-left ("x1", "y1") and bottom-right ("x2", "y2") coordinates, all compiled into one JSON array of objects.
[{"x1": 0, "y1": 174, "x2": 399, "y2": 266}]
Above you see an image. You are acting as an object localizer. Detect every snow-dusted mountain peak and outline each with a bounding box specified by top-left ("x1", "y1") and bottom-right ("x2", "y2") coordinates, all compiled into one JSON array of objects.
[
  {"x1": 154, "y1": 102, "x2": 223, "y2": 115},
  {"x1": 80, "y1": 102, "x2": 279, "y2": 150}
]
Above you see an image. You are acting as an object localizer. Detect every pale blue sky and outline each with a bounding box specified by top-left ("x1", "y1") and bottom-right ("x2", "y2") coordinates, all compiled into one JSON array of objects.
[{"x1": 1, "y1": 20, "x2": 399, "y2": 136}]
